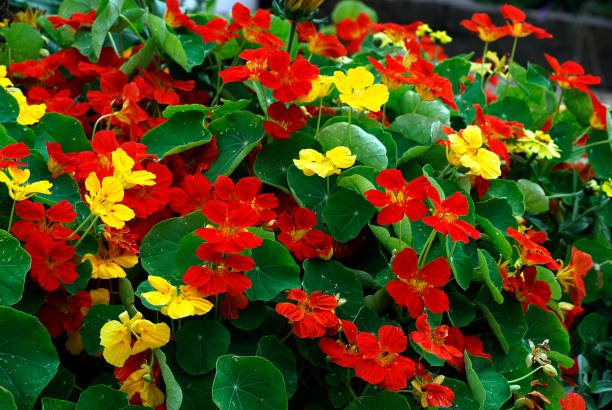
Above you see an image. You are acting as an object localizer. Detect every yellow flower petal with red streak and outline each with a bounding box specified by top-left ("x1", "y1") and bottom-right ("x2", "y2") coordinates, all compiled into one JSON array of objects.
[
  {"x1": 0, "y1": 166, "x2": 52, "y2": 201},
  {"x1": 112, "y1": 148, "x2": 156, "y2": 188},
  {"x1": 131, "y1": 320, "x2": 171, "y2": 353}
]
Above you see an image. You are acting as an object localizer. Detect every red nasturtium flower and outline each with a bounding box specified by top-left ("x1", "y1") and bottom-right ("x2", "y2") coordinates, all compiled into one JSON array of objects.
[
  {"x1": 365, "y1": 170, "x2": 431, "y2": 225},
  {"x1": 275, "y1": 289, "x2": 339, "y2": 338},
  {"x1": 336, "y1": 12, "x2": 371, "y2": 54},
  {"x1": 557, "y1": 247, "x2": 593, "y2": 307},
  {"x1": 503, "y1": 265, "x2": 552, "y2": 312},
  {"x1": 407, "y1": 59, "x2": 458, "y2": 110},
  {"x1": 36, "y1": 290, "x2": 92, "y2": 337},
  {"x1": 412, "y1": 373, "x2": 455, "y2": 408},
  {"x1": 0, "y1": 142, "x2": 29, "y2": 169},
  {"x1": 260, "y1": 50, "x2": 320, "y2": 103},
  {"x1": 220, "y1": 48, "x2": 270, "y2": 83},
  {"x1": 170, "y1": 173, "x2": 213, "y2": 215},
  {"x1": 277, "y1": 207, "x2": 333, "y2": 260},
  {"x1": 220, "y1": 292, "x2": 249, "y2": 319},
  {"x1": 355, "y1": 325, "x2": 416, "y2": 391},
  {"x1": 560, "y1": 392, "x2": 586, "y2": 410},
  {"x1": 500, "y1": 4, "x2": 553, "y2": 39},
  {"x1": 46, "y1": 142, "x2": 80, "y2": 178},
  {"x1": 183, "y1": 245, "x2": 254, "y2": 296},
  {"x1": 544, "y1": 54, "x2": 601, "y2": 93},
  {"x1": 589, "y1": 92, "x2": 608, "y2": 131},
  {"x1": 506, "y1": 227, "x2": 560, "y2": 269},
  {"x1": 26, "y1": 235, "x2": 78, "y2": 291},
  {"x1": 297, "y1": 22, "x2": 347, "y2": 58},
  {"x1": 263, "y1": 102, "x2": 307, "y2": 140},
  {"x1": 213, "y1": 176, "x2": 278, "y2": 224},
  {"x1": 228, "y1": 2, "x2": 284, "y2": 49},
  {"x1": 387, "y1": 247, "x2": 451, "y2": 318},
  {"x1": 47, "y1": 10, "x2": 96, "y2": 32},
  {"x1": 423, "y1": 189, "x2": 480, "y2": 243},
  {"x1": 367, "y1": 55, "x2": 411, "y2": 90},
  {"x1": 11, "y1": 199, "x2": 77, "y2": 242},
  {"x1": 410, "y1": 314, "x2": 462, "y2": 361},
  {"x1": 164, "y1": 0, "x2": 196, "y2": 30},
  {"x1": 134, "y1": 69, "x2": 196, "y2": 106},
  {"x1": 461, "y1": 13, "x2": 507, "y2": 42},
  {"x1": 445, "y1": 327, "x2": 492, "y2": 372},
  {"x1": 194, "y1": 17, "x2": 237, "y2": 44},
  {"x1": 319, "y1": 320, "x2": 360, "y2": 368},
  {"x1": 195, "y1": 199, "x2": 263, "y2": 253}
]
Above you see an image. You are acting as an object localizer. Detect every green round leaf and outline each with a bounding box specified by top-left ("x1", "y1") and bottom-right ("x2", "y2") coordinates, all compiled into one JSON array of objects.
[
  {"x1": 176, "y1": 320, "x2": 231, "y2": 375},
  {"x1": 318, "y1": 122, "x2": 388, "y2": 170},
  {"x1": 245, "y1": 239, "x2": 300, "y2": 301},
  {"x1": 212, "y1": 355, "x2": 288, "y2": 410},
  {"x1": 0, "y1": 229, "x2": 31, "y2": 306},
  {"x1": 525, "y1": 306, "x2": 570, "y2": 355},
  {"x1": 517, "y1": 179, "x2": 549, "y2": 213},
  {"x1": 256, "y1": 336, "x2": 298, "y2": 398},
  {"x1": 0, "y1": 23, "x2": 44, "y2": 63},
  {"x1": 140, "y1": 212, "x2": 206, "y2": 280},
  {"x1": 303, "y1": 259, "x2": 363, "y2": 318},
  {"x1": 476, "y1": 287, "x2": 527, "y2": 354},
  {"x1": 396, "y1": 90, "x2": 450, "y2": 125},
  {"x1": 41, "y1": 366, "x2": 75, "y2": 401},
  {"x1": 142, "y1": 111, "x2": 211, "y2": 160},
  {"x1": 345, "y1": 391, "x2": 411, "y2": 409},
  {"x1": 464, "y1": 354, "x2": 511, "y2": 410},
  {"x1": 0, "y1": 387, "x2": 16, "y2": 410},
  {"x1": 230, "y1": 301, "x2": 268, "y2": 331},
  {"x1": 483, "y1": 180, "x2": 525, "y2": 216},
  {"x1": 254, "y1": 132, "x2": 319, "y2": 191},
  {"x1": 434, "y1": 56, "x2": 471, "y2": 94},
  {"x1": 21, "y1": 150, "x2": 80, "y2": 205},
  {"x1": 75, "y1": 385, "x2": 128, "y2": 410},
  {"x1": 331, "y1": 0, "x2": 377, "y2": 22},
  {"x1": 577, "y1": 312, "x2": 609, "y2": 345},
  {"x1": 443, "y1": 378, "x2": 478, "y2": 410},
  {"x1": 323, "y1": 190, "x2": 376, "y2": 243},
  {"x1": 42, "y1": 397, "x2": 76, "y2": 410},
  {"x1": 485, "y1": 96, "x2": 534, "y2": 129},
  {"x1": 79, "y1": 304, "x2": 125, "y2": 354},
  {"x1": 0, "y1": 307, "x2": 60, "y2": 409},
  {"x1": 0, "y1": 88, "x2": 20, "y2": 124},
  {"x1": 33, "y1": 113, "x2": 91, "y2": 155},
  {"x1": 205, "y1": 111, "x2": 265, "y2": 182}
]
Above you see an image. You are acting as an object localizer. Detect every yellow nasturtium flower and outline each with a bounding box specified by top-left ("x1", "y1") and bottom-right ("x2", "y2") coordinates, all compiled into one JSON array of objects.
[
  {"x1": 431, "y1": 30, "x2": 453, "y2": 44},
  {"x1": 516, "y1": 130, "x2": 561, "y2": 160},
  {"x1": 100, "y1": 311, "x2": 170, "y2": 367},
  {"x1": 0, "y1": 166, "x2": 52, "y2": 201},
  {"x1": 111, "y1": 148, "x2": 156, "y2": 189},
  {"x1": 84, "y1": 172, "x2": 135, "y2": 229},
  {"x1": 84, "y1": 243, "x2": 139, "y2": 279},
  {"x1": 297, "y1": 75, "x2": 334, "y2": 103},
  {"x1": 333, "y1": 67, "x2": 389, "y2": 112},
  {"x1": 447, "y1": 125, "x2": 501, "y2": 179},
  {"x1": 142, "y1": 276, "x2": 214, "y2": 319},
  {"x1": 601, "y1": 179, "x2": 612, "y2": 197},
  {"x1": 120, "y1": 363, "x2": 165, "y2": 408},
  {"x1": 294, "y1": 146, "x2": 356, "y2": 178},
  {"x1": 416, "y1": 23, "x2": 432, "y2": 37},
  {"x1": 10, "y1": 90, "x2": 46, "y2": 126},
  {"x1": 0, "y1": 65, "x2": 13, "y2": 88}
]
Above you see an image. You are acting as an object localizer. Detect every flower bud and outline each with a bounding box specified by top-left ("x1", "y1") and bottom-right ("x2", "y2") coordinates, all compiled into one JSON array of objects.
[
  {"x1": 286, "y1": 0, "x2": 324, "y2": 13},
  {"x1": 509, "y1": 384, "x2": 521, "y2": 393},
  {"x1": 543, "y1": 364, "x2": 558, "y2": 377},
  {"x1": 514, "y1": 397, "x2": 527, "y2": 408},
  {"x1": 38, "y1": 48, "x2": 50, "y2": 58}
]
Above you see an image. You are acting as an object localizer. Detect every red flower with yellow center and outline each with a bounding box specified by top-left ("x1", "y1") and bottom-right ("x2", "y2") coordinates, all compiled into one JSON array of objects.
[
  {"x1": 410, "y1": 314, "x2": 462, "y2": 361},
  {"x1": 336, "y1": 12, "x2": 371, "y2": 54},
  {"x1": 412, "y1": 373, "x2": 455, "y2": 408},
  {"x1": 387, "y1": 247, "x2": 451, "y2": 318},
  {"x1": 11, "y1": 199, "x2": 77, "y2": 242},
  {"x1": 213, "y1": 175, "x2": 278, "y2": 224},
  {"x1": 506, "y1": 227, "x2": 560, "y2": 269},
  {"x1": 354, "y1": 325, "x2": 416, "y2": 391},
  {"x1": 500, "y1": 4, "x2": 552, "y2": 39},
  {"x1": 260, "y1": 50, "x2": 320, "y2": 103},
  {"x1": 276, "y1": 289, "x2": 339, "y2": 338},
  {"x1": 407, "y1": 59, "x2": 458, "y2": 110},
  {"x1": 220, "y1": 48, "x2": 270, "y2": 83},
  {"x1": 544, "y1": 54, "x2": 601, "y2": 92},
  {"x1": 277, "y1": 207, "x2": 333, "y2": 261},
  {"x1": 445, "y1": 327, "x2": 492, "y2": 372},
  {"x1": 297, "y1": 22, "x2": 347, "y2": 59},
  {"x1": 461, "y1": 13, "x2": 507, "y2": 42},
  {"x1": 263, "y1": 102, "x2": 307, "y2": 140},
  {"x1": 557, "y1": 247, "x2": 593, "y2": 307},
  {"x1": 367, "y1": 55, "x2": 411, "y2": 90},
  {"x1": 319, "y1": 320, "x2": 361, "y2": 368},
  {"x1": 365, "y1": 170, "x2": 431, "y2": 225},
  {"x1": 26, "y1": 234, "x2": 78, "y2": 291},
  {"x1": 423, "y1": 188, "x2": 480, "y2": 243},
  {"x1": 183, "y1": 244, "x2": 254, "y2": 296},
  {"x1": 228, "y1": 2, "x2": 284, "y2": 49},
  {"x1": 170, "y1": 173, "x2": 213, "y2": 215},
  {"x1": 196, "y1": 199, "x2": 263, "y2": 254},
  {"x1": 503, "y1": 265, "x2": 552, "y2": 312}
]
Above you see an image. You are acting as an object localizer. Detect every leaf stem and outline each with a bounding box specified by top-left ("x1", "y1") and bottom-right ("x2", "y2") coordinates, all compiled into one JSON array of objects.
[
  {"x1": 315, "y1": 98, "x2": 323, "y2": 139},
  {"x1": 507, "y1": 365, "x2": 545, "y2": 384},
  {"x1": 503, "y1": 36, "x2": 519, "y2": 98},
  {"x1": 119, "y1": 14, "x2": 147, "y2": 46},
  {"x1": 480, "y1": 41, "x2": 489, "y2": 88},
  {"x1": 74, "y1": 216, "x2": 99, "y2": 248},
  {"x1": 7, "y1": 200, "x2": 15, "y2": 231},
  {"x1": 347, "y1": 108, "x2": 352, "y2": 146},
  {"x1": 280, "y1": 329, "x2": 293, "y2": 343},
  {"x1": 67, "y1": 212, "x2": 93, "y2": 240},
  {"x1": 561, "y1": 198, "x2": 610, "y2": 233},
  {"x1": 286, "y1": 20, "x2": 298, "y2": 57},
  {"x1": 417, "y1": 229, "x2": 437, "y2": 268}
]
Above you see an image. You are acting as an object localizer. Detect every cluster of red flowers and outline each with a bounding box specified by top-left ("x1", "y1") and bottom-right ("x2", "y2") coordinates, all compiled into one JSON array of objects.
[
  {"x1": 10, "y1": 189, "x2": 79, "y2": 291},
  {"x1": 183, "y1": 175, "x2": 277, "y2": 318},
  {"x1": 365, "y1": 169, "x2": 480, "y2": 243}
]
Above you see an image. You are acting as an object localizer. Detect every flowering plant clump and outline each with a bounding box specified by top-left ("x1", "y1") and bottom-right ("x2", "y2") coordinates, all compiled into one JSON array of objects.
[{"x1": 1, "y1": 0, "x2": 611, "y2": 409}]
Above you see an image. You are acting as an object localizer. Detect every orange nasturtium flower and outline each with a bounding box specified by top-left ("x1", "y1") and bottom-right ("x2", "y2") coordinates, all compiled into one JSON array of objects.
[
  {"x1": 293, "y1": 147, "x2": 356, "y2": 178},
  {"x1": 100, "y1": 311, "x2": 170, "y2": 367},
  {"x1": 446, "y1": 125, "x2": 501, "y2": 180},
  {"x1": 0, "y1": 166, "x2": 53, "y2": 201},
  {"x1": 556, "y1": 247, "x2": 593, "y2": 307},
  {"x1": 84, "y1": 172, "x2": 135, "y2": 229},
  {"x1": 333, "y1": 67, "x2": 389, "y2": 112},
  {"x1": 141, "y1": 276, "x2": 214, "y2": 319}
]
